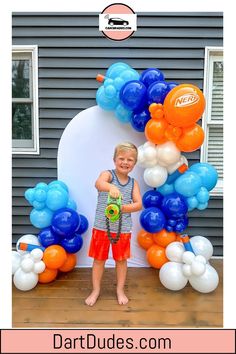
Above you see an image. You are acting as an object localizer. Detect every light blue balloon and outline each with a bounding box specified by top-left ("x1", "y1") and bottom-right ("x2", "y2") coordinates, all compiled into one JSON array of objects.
[
  {"x1": 103, "y1": 78, "x2": 114, "y2": 87},
  {"x1": 32, "y1": 200, "x2": 45, "y2": 210},
  {"x1": 197, "y1": 202, "x2": 208, "y2": 210},
  {"x1": 120, "y1": 69, "x2": 140, "y2": 82},
  {"x1": 104, "y1": 85, "x2": 117, "y2": 98},
  {"x1": 189, "y1": 163, "x2": 218, "y2": 191},
  {"x1": 24, "y1": 188, "x2": 35, "y2": 204},
  {"x1": 174, "y1": 171, "x2": 202, "y2": 197},
  {"x1": 66, "y1": 198, "x2": 77, "y2": 211},
  {"x1": 30, "y1": 208, "x2": 53, "y2": 228},
  {"x1": 158, "y1": 183, "x2": 174, "y2": 196},
  {"x1": 196, "y1": 187, "x2": 210, "y2": 204},
  {"x1": 115, "y1": 104, "x2": 132, "y2": 123},
  {"x1": 96, "y1": 86, "x2": 119, "y2": 110},
  {"x1": 106, "y1": 62, "x2": 131, "y2": 78},
  {"x1": 35, "y1": 182, "x2": 49, "y2": 192},
  {"x1": 34, "y1": 188, "x2": 47, "y2": 202},
  {"x1": 46, "y1": 187, "x2": 69, "y2": 211},
  {"x1": 187, "y1": 196, "x2": 198, "y2": 211},
  {"x1": 48, "y1": 180, "x2": 69, "y2": 192},
  {"x1": 113, "y1": 77, "x2": 125, "y2": 90}
]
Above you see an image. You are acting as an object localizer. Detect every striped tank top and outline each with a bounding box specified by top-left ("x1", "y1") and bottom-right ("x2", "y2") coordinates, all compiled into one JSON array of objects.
[{"x1": 93, "y1": 169, "x2": 134, "y2": 233}]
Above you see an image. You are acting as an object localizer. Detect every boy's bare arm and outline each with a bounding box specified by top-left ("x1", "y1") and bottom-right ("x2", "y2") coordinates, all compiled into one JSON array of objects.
[
  {"x1": 95, "y1": 171, "x2": 120, "y2": 198},
  {"x1": 121, "y1": 180, "x2": 142, "y2": 213}
]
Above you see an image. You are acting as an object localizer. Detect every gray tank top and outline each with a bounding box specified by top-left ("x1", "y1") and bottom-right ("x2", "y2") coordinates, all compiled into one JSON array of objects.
[{"x1": 93, "y1": 169, "x2": 134, "y2": 233}]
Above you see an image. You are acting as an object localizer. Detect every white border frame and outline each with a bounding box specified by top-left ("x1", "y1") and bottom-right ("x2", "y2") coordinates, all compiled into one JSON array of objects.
[
  {"x1": 201, "y1": 46, "x2": 223, "y2": 196},
  {"x1": 12, "y1": 45, "x2": 39, "y2": 155}
]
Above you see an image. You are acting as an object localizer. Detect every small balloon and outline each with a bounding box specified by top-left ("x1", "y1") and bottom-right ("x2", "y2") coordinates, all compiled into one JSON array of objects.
[
  {"x1": 140, "y1": 207, "x2": 166, "y2": 233},
  {"x1": 13, "y1": 269, "x2": 38, "y2": 291},
  {"x1": 137, "y1": 229, "x2": 154, "y2": 250},
  {"x1": 159, "y1": 262, "x2": 188, "y2": 291},
  {"x1": 146, "y1": 244, "x2": 168, "y2": 269}
]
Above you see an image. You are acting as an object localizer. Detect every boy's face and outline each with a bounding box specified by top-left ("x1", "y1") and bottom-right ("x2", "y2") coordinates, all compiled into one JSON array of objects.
[{"x1": 114, "y1": 149, "x2": 137, "y2": 175}]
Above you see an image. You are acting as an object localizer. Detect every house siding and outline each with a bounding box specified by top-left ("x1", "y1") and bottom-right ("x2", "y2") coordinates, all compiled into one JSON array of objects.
[{"x1": 12, "y1": 12, "x2": 223, "y2": 255}]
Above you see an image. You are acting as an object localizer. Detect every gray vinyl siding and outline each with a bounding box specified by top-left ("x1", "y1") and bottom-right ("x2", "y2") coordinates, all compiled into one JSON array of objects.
[{"x1": 12, "y1": 12, "x2": 223, "y2": 255}]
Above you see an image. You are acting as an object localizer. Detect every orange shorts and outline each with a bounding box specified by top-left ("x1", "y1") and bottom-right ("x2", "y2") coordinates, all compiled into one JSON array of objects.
[{"x1": 88, "y1": 228, "x2": 131, "y2": 261}]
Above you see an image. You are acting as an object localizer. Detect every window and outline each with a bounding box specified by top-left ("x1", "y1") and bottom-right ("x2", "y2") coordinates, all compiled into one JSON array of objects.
[
  {"x1": 201, "y1": 47, "x2": 223, "y2": 196},
  {"x1": 12, "y1": 45, "x2": 39, "y2": 154}
]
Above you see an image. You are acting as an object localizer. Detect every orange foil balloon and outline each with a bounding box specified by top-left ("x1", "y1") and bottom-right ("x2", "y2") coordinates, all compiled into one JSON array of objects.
[
  {"x1": 43, "y1": 245, "x2": 67, "y2": 270},
  {"x1": 153, "y1": 229, "x2": 177, "y2": 248},
  {"x1": 59, "y1": 253, "x2": 77, "y2": 272},
  {"x1": 38, "y1": 267, "x2": 58, "y2": 284},
  {"x1": 176, "y1": 124, "x2": 205, "y2": 152},
  {"x1": 145, "y1": 118, "x2": 168, "y2": 145},
  {"x1": 146, "y1": 244, "x2": 168, "y2": 269},
  {"x1": 137, "y1": 229, "x2": 154, "y2": 250},
  {"x1": 163, "y1": 84, "x2": 205, "y2": 128}
]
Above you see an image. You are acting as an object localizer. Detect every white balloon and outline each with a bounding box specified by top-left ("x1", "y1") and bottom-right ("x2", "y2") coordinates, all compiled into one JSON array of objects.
[
  {"x1": 16, "y1": 234, "x2": 40, "y2": 255},
  {"x1": 143, "y1": 141, "x2": 156, "y2": 149},
  {"x1": 142, "y1": 158, "x2": 159, "y2": 168},
  {"x1": 33, "y1": 261, "x2": 46, "y2": 274},
  {"x1": 189, "y1": 264, "x2": 219, "y2": 293},
  {"x1": 137, "y1": 146, "x2": 145, "y2": 165},
  {"x1": 166, "y1": 242, "x2": 185, "y2": 263},
  {"x1": 195, "y1": 255, "x2": 207, "y2": 265},
  {"x1": 13, "y1": 268, "x2": 38, "y2": 291},
  {"x1": 143, "y1": 145, "x2": 157, "y2": 161},
  {"x1": 159, "y1": 262, "x2": 188, "y2": 291},
  {"x1": 182, "y1": 251, "x2": 195, "y2": 265},
  {"x1": 190, "y1": 236, "x2": 213, "y2": 261},
  {"x1": 156, "y1": 141, "x2": 181, "y2": 167},
  {"x1": 12, "y1": 251, "x2": 22, "y2": 275},
  {"x1": 191, "y1": 260, "x2": 206, "y2": 276},
  {"x1": 30, "y1": 248, "x2": 44, "y2": 261},
  {"x1": 144, "y1": 165, "x2": 168, "y2": 188},
  {"x1": 167, "y1": 155, "x2": 188, "y2": 174},
  {"x1": 182, "y1": 264, "x2": 192, "y2": 277},
  {"x1": 20, "y1": 258, "x2": 34, "y2": 273}
]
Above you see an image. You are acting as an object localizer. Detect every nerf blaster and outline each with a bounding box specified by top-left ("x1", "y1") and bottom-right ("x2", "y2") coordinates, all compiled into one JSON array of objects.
[
  {"x1": 18, "y1": 243, "x2": 45, "y2": 252},
  {"x1": 166, "y1": 163, "x2": 188, "y2": 184},
  {"x1": 105, "y1": 194, "x2": 122, "y2": 222},
  {"x1": 180, "y1": 234, "x2": 195, "y2": 254}
]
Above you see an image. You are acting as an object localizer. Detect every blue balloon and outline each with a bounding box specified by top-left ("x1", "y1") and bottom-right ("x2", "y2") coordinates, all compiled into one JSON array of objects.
[
  {"x1": 147, "y1": 81, "x2": 169, "y2": 104},
  {"x1": 66, "y1": 198, "x2": 77, "y2": 211},
  {"x1": 104, "y1": 84, "x2": 117, "y2": 98},
  {"x1": 30, "y1": 208, "x2": 53, "y2": 229},
  {"x1": 46, "y1": 187, "x2": 69, "y2": 211},
  {"x1": 174, "y1": 216, "x2": 189, "y2": 233},
  {"x1": 51, "y1": 208, "x2": 81, "y2": 238},
  {"x1": 161, "y1": 193, "x2": 188, "y2": 219},
  {"x1": 158, "y1": 183, "x2": 175, "y2": 196},
  {"x1": 60, "y1": 234, "x2": 83, "y2": 253},
  {"x1": 174, "y1": 171, "x2": 202, "y2": 197},
  {"x1": 189, "y1": 163, "x2": 218, "y2": 191},
  {"x1": 142, "y1": 190, "x2": 163, "y2": 209},
  {"x1": 113, "y1": 77, "x2": 125, "y2": 90},
  {"x1": 166, "y1": 82, "x2": 178, "y2": 93},
  {"x1": 187, "y1": 196, "x2": 198, "y2": 211},
  {"x1": 106, "y1": 62, "x2": 130, "y2": 78},
  {"x1": 120, "y1": 69, "x2": 140, "y2": 82},
  {"x1": 34, "y1": 188, "x2": 47, "y2": 202},
  {"x1": 130, "y1": 108, "x2": 150, "y2": 132},
  {"x1": 48, "y1": 180, "x2": 69, "y2": 192},
  {"x1": 24, "y1": 188, "x2": 35, "y2": 204},
  {"x1": 38, "y1": 227, "x2": 60, "y2": 247},
  {"x1": 32, "y1": 200, "x2": 45, "y2": 210},
  {"x1": 75, "y1": 214, "x2": 89, "y2": 235},
  {"x1": 35, "y1": 182, "x2": 49, "y2": 192},
  {"x1": 140, "y1": 68, "x2": 165, "y2": 88},
  {"x1": 115, "y1": 104, "x2": 132, "y2": 123},
  {"x1": 197, "y1": 202, "x2": 208, "y2": 210},
  {"x1": 96, "y1": 86, "x2": 119, "y2": 110},
  {"x1": 140, "y1": 207, "x2": 166, "y2": 233},
  {"x1": 120, "y1": 80, "x2": 147, "y2": 111},
  {"x1": 196, "y1": 187, "x2": 209, "y2": 204}
]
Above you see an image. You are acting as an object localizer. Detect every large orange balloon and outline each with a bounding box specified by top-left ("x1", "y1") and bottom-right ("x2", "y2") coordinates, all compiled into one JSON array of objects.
[
  {"x1": 146, "y1": 244, "x2": 168, "y2": 269},
  {"x1": 38, "y1": 267, "x2": 58, "y2": 284},
  {"x1": 164, "y1": 84, "x2": 205, "y2": 128},
  {"x1": 176, "y1": 124, "x2": 205, "y2": 152},
  {"x1": 59, "y1": 253, "x2": 77, "y2": 272},
  {"x1": 153, "y1": 229, "x2": 177, "y2": 248},
  {"x1": 137, "y1": 229, "x2": 154, "y2": 250},
  {"x1": 43, "y1": 245, "x2": 67, "y2": 270},
  {"x1": 145, "y1": 118, "x2": 168, "y2": 145}
]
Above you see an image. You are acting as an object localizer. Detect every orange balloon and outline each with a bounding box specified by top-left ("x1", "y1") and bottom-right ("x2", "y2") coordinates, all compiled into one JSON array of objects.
[
  {"x1": 145, "y1": 118, "x2": 168, "y2": 145},
  {"x1": 59, "y1": 253, "x2": 77, "y2": 272},
  {"x1": 38, "y1": 267, "x2": 58, "y2": 284},
  {"x1": 146, "y1": 244, "x2": 168, "y2": 269},
  {"x1": 43, "y1": 245, "x2": 67, "y2": 270},
  {"x1": 176, "y1": 124, "x2": 205, "y2": 152},
  {"x1": 137, "y1": 229, "x2": 154, "y2": 250},
  {"x1": 164, "y1": 84, "x2": 205, "y2": 128},
  {"x1": 153, "y1": 229, "x2": 177, "y2": 248}
]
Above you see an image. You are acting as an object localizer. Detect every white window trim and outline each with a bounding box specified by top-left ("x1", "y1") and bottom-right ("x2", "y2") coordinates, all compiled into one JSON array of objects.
[
  {"x1": 12, "y1": 45, "x2": 39, "y2": 155},
  {"x1": 201, "y1": 46, "x2": 223, "y2": 197}
]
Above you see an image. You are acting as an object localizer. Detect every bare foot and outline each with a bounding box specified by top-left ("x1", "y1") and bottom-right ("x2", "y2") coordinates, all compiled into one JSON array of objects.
[
  {"x1": 85, "y1": 290, "x2": 100, "y2": 306},
  {"x1": 117, "y1": 289, "x2": 129, "y2": 305}
]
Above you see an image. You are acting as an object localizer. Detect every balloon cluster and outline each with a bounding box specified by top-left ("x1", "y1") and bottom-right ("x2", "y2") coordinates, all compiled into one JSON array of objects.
[{"x1": 12, "y1": 180, "x2": 89, "y2": 291}]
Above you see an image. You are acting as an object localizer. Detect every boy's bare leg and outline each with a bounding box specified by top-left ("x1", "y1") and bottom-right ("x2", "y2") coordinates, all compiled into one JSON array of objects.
[
  {"x1": 85, "y1": 259, "x2": 105, "y2": 306},
  {"x1": 116, "y1": 259, "x2": 129, "y2": 305}
]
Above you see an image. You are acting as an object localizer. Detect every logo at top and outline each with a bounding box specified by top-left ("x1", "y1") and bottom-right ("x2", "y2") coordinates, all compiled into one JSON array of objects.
[
  {"x1": 99, "y1": 3, "x2": 137, "y2": 41},
  {"x1": 175, "y1": 93, "x2": 200, "y2": 108}
]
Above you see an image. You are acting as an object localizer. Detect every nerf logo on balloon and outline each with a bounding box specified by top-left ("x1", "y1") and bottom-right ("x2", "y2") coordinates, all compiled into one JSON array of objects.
[{"x1": 174, "y1": 93, "x2": 200, "y2": 108}]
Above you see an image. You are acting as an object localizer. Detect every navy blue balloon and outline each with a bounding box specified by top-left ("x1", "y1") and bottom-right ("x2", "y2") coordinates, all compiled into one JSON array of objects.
[
  {"x1": 147, "y1": 81, "x2": 169, "y2": 105},
  {"x1": 75, "y1": 214, "x2": 89, "y2": 235},
  {"x1": 140, "y1": 207, "x2": 166, "y2": 233},
  {"x1": 60, "y1": 234, "x2": 83, "y2": 254},
  {"x1": 51, "y1": 208, "x2": 81, "y2": 238},
  {"x1": 174, "y1": 216, "x2": 189, "y2": 233},
  {"x1": 130, "y1": 108, "x2": 150, "y2": 132},
  {"x1": 119, "y1": 80, "x2": 147, "y2": 111},
  {"x1": 140, "y1": 68, "x2": 165, "y2": 88},
  {"x1": 38, "y1": 227, "x2": 60, "y2": 247},
  {"x1": 166, "y1": 82, "x2": 178, "y2": 93},
  {"x1": 142, "y1": 190, "x2": 163, "y2": 209},
  {"x1": 161, "y1": 193, "x2": 188, "y2": 219}
]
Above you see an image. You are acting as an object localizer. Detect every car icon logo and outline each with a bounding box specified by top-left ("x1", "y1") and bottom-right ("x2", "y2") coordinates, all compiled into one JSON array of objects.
[{"x1": 108, "y1": 18, "x2": 129, "y2": 26}]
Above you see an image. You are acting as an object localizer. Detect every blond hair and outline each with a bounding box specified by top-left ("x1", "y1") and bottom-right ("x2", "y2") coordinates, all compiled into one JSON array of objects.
[{"x1": 113, "y1": 142, "x2": 138, "y2": 161}]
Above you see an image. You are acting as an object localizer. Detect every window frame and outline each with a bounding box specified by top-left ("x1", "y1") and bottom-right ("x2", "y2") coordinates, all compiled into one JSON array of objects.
[
  {"x1": 201, "y1": 46, "x2": 223, "y2": 197},
  {"x1": 12, "y1": 45, "x2": 39, "y2": 155}
]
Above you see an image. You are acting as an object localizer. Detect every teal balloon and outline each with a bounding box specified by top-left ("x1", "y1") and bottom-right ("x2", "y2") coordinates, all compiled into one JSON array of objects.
[
  {"x1": 104, "y1": 78, "x2": 114, "y2": 87},
  {"x1": 104, "y1": 85, "x2": 117, "y2": 98},
  {"x1": 174, "y1": 171, "x2": 202, "y2": 197},
  {"x1": 187, "y1": 196, "x2": 198, "y2": 211},
  {"x1": 114, "y1": 77, "x2": 125, "y2": 90},
  {"x1": 189, "y1": 163, "x2": 218, "y2": 191},
  {"x1": 30, "y1": 208, "x2": 53, "y2": 228},
  {"x1": 120, "y1": 69, "x2": 140, "y2": 81},
  {"x1": 35, "y1": 182, "x2": 49, "y2": 192},
  {"x1": 66, "y1": 198, "x2": 77, "y2": 211},
  {"x1": 46, "y1": 187, "x2": 69, "y2": 211},
  {"x1": 196, "y1": 187, "x2": 209, "y2": 204},
  {"x1": 24, "y1": 188, "x2": 35, "y2": 204},
  {"x1": 197, "y1": 202, "x2": 208, "y2": 210},
  {"x1": 34, "y1": 188, "x2": 47, "y2": 202},
  {"x1": 115, "y1": 104, "x2": 132, "y2": 123},
  {"x1": 32, "y1": 200, "x2": 45, "y2": 210},
  {"x1": 106, "y1": 62, "x2": 130, "y2": 78},
  {"x1": 158, "y1": 183, "x2": 174, "y2": 196},
  {"x1": 48, "y1": 180, "x2": 69, "y2": 192},
  {"x1": 96, "y1": 86, "x2": 119, "y2": 110}
]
